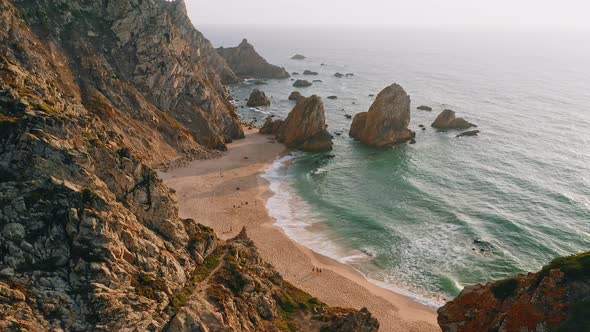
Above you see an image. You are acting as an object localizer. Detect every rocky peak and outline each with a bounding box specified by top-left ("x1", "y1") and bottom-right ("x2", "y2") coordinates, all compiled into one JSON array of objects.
[{"x1": 217, "y1": 38, "x2": 290, "y2": 79}]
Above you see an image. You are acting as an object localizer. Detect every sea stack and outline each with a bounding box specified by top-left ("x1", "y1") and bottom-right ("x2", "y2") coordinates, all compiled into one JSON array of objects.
[
  {"x1": 431, "y1": 109, "x2": 476, "y2": 130},
  {"x1": 349, "y1": 84, "x2": 415, "y2": 147},
  {"x1": 217, "y1": 39, "x2": 290, "y2": 79},
  {"x1": 246, "y1": 89, "x2": 270, "y2": 107},
  {"x1": 259, "y1": 96, "x2": 332, "y2": 152}
]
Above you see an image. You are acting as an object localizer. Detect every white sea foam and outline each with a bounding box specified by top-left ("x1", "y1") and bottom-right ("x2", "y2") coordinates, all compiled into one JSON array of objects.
[{"x1": 262, "y1": 155, "x2": 443, "y2": 308}]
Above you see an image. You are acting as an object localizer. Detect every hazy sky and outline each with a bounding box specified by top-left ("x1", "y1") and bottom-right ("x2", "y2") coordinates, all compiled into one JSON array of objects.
[{"x1": 185, "y1": 0, "x2": 590, "y2": 28}]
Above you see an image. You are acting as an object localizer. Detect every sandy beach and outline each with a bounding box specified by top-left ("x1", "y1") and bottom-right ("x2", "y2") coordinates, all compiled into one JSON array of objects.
[{"x1": 161, "y1": 127, "x2": 440, "y2": 332}]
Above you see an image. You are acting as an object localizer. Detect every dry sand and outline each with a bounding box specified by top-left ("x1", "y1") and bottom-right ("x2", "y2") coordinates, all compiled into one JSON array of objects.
[{"x1": 161, "y1": 128, "x2": 440, "y2": 332}]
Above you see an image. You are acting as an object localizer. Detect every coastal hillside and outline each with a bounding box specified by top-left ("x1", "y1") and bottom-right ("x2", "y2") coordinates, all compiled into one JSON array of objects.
[
  {"x1": 0, "y1": 0, "x2": 378, "y2": 330},
  {"x1": 438, "y1": 252, "x2": 590, "y2": 331}
]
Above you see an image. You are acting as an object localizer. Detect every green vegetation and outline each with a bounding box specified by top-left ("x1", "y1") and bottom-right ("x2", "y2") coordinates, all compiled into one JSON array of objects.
[
  {"x1": 131, "y1": 273, "x2": 167, "y2": 300},
  {"x1": 491, "y1": 277, "x2": 519, "y2": 300},
  {"x1": 538, "y1": 251, "x2": 590, "y2": 282},
  {"x1": 170, "y1": 246, "x2": 224, "y2": 311},
  {"x1": 554, "y1": 301, "x2": 590, "y2": 332}
]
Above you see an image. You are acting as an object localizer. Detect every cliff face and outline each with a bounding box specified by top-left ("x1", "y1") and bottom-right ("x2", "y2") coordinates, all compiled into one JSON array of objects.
[
  {"x1": 0, "y1": 0, "x2": 377, "y2": 331},
  {"x1": 217, "y1": 39, "x2": 290, "y2": 79},
  {"x1": 438, "y1": 252, "x2": 590, "y2": 332}
]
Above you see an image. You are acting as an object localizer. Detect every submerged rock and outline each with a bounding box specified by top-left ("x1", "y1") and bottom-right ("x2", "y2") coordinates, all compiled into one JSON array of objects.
[
  {"x1": 277, "y1": 96, "x2": 333, "y2": 152},
  {"x1": 303, "y1": 70, "x2": 319, "y2": 76},
  {"x1": 327, "y1": 96, "x2": 337, "y2": 100},
  {"x1": 456, "y1": 130, "x2": 480, "y2": 138},
  {"x1": 431, "y1": 109, "x2": 477, "y2": 130},
  {"x1": 334, "y1": 72, "x2": 344, "y2": 78},
  {"x1": 349, "y1": 84, "x2": 415, "y2": 147},
  {"x1": 217, "y1": 39, "x2": 290, "y2": 79},
  {"x1": 417, "y1": 105, "x2": 432, "y2": 111},
  {"x1": 246, "y1": 89, "x2": 270, "y2": 107},
  {"x1": 291, "y1": 54, "x2": 306, "y2": 60},
  {"x1": 293, "y1": 80, "x2": 312, "y2": 88}
]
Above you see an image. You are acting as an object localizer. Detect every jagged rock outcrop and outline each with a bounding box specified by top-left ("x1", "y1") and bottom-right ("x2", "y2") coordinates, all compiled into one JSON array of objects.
[
  {"x1": 276, "y1": 96, "x2": 333, "y2": 152},
  {"x1": 349, "y1": 84, "x2": 415, "y2": 147},
  {"x1": 431, "y1": 109, "x2": 476, "y2": 130},
  {"x1": 0, "y1": 0, "x2": 376, "y2": 331},
  {"x1": 438, "y1": 252, "x2": 590, "y2": 332},
  {"x1": 246, "y1": 89, "x2": 270, "y2": 107},
  {"x1": 288, "y1": 91, "x2": 305, "y2": 102},
  {"x1": 217, "y1": 39, "x2": 290, "y2": 79}
]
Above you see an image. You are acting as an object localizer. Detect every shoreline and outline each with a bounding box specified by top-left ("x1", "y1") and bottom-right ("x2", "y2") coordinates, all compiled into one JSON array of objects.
[{"x1": 160, "y1": 127, "x2": 440, "y2": 332}]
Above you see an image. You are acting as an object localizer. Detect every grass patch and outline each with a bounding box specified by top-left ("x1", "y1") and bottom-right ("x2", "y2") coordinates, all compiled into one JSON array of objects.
[
  {"x1": 491, "y1": 277, "x2": 519, "y2": 300},
  {"x1": 170, "y1": 246, "x2": 224, "y2": 311},
  {"x1": 131, "y1": 273, "x2": 167, "y2": 300},
  {"x1": 537, "y1": 251, "x2": 590, "y2": 282},
  {"x1": 554, "y1": 301, "x2": 590, "y2": 332}
]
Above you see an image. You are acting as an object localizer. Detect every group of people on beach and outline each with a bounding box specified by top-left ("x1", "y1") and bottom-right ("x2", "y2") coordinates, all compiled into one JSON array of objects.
[{"x1": 312, "y1": 266, "x2": 323, "y2": 273}]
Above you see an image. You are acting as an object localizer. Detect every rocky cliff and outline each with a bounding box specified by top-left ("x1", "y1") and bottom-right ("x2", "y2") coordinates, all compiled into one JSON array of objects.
[
  {"x1": 438, "y1": 252, "x2": 590, "y2": 332},
  {"x1": 217, "y1": 39, "x2": 290, "y2": 79},
  {"x1": 0, "y1": 0, "x2": 377, "y2": 331}
]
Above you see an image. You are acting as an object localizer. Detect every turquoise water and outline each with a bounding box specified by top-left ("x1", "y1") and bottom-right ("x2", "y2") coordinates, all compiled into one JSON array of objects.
[{"x1": 200, "y1": 25, "x2": 590, "y2": 304}]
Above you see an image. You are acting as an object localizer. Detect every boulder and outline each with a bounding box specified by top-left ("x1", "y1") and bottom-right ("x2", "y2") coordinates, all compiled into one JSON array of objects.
[
  {"x1": 327, "y1": 96, "x2": 337, "y2": 100},
  {"x1": 246, "y1": 89, "x2": 270, "y2": 107},
  {"x1": 334, "y1": 72, "x2": 344, "y2": 78},
  {"x1": 431, "y1": 109, "x2": 476, "y2": 130},
  {"x1": 217, "y1": 39, "x2": 289, "y2": 79},
  {"x1": 417, "y1": 105, "x2": 432, "y2": 111},
  {"x1": 291, "y1": 54, "x2": 306, "y2": 60},
  {"x1": 345, "y1": 73, "x2": 355, "y2": 77},
  {"x1": 456, "y1": 130, "x2": 480, "y2": 138},
  {"x1": 259, "y1": 117, "x2": 284, "y2": 135},
  {"x1": 303, "y1": 70, "x2": 318, "y2": 75},
  {"x1": 277, "y1": 96, "x2": 333, "y2": 152},
  {"x1": 349, "y1": 84, "x2": 415, "y2": 147},
  {"x1": 292, "y1": 72, "x2": 300, "y2": 75},
  {"x1": 288, "y1": 91, "x2": 305, "y2": 102},
  {"x1": 293, "y1": 80, "x2": 312, "y2": 88}
]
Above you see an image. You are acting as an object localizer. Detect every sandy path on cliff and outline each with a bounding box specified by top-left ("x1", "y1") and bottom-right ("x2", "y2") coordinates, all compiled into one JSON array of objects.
[{"x1": 161, "y1": 127, "x2": 440, "y2": 332}]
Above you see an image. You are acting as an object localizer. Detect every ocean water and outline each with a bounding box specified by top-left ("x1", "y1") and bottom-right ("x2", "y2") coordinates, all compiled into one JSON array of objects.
[{"x1": 199, "y1": 24, "x2": 590, "y2": 305}]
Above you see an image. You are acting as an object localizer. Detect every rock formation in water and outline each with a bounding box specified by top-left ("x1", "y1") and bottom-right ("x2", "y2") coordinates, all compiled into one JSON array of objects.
[
  {"x1": 334, "y1": 72, "x2": 344, "y2": 78},
  {"x1": 349, "y1": 84, "x2": 415, "y2": 147},
  {"x1": 431, "y1": 109, "x2": 476, "y2": 130},
  {"x1": 289, "y1": 91, "x2": 305, "y2": 102},
  {"x1": 293, "y1": 79, "x2": 313, "y2": 87},
  {"x1": 277, "y1": 96, "x2": 333, "y2": 152},
  {"x1": 259, "y1": 117, "x2": 285, "y2": 135},
  {"x1": 0, "y1": 1, "x2": 377, "y2": 330},
  {"x1": 217, "y1": 39, "x2": 290, "y2": 79},
  {"x1": 456, "y1": 130, "x2": 480, "y2": 137},
  {"x1": 291, "y1": 54, "x2": 306, "y2": 60},
  {"x1": 438, "y1": 252, "x2": 590, "y2": 332},
  {"x1": 303, "y1": 70, "x2": 319, "y2": 75},
  {"x1": 259, "y1": 96, "x2": 333, "y2": 152},
  {"x1": 246, "y1": 89, "x2": 270, "y2": 107},
  {"x1": 416, "y1": 105, "x2": 432, "y2": 111}
]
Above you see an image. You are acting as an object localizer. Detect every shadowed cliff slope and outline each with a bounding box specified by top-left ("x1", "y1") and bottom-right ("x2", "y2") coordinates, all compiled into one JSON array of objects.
[{"x1": 0, "y1": 0, "x2": 378, "y2": 330}]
